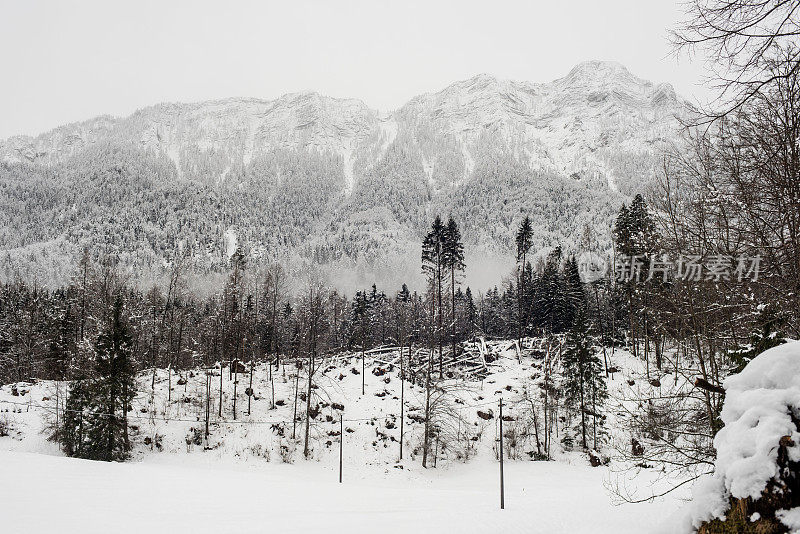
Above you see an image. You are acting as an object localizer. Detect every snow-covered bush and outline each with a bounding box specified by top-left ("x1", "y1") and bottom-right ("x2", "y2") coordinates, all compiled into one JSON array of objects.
[
  {"x1": 684, "y1": 341, "x2": 800, "y2": 533},
  {"x1": 247, "y1": 443, "x2": 270, "y2": 461},
  {"x1": 185, "y1": 427, "x2": 204, "y2": 451},
  {"x1": 278, "y1": 437, "x2": 297, "y2": 463},
  {"x1": 0, "y1": 412, "x2": 11, "y2": 437}
]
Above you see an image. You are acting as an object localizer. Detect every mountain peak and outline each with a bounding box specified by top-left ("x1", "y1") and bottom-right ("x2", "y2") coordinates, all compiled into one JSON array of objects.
[
  {"x1": 446, "y1": 73, "x2": 503, "y2": 94},
  {"x1": 565, "y1": 60, "x2": 633, "y2": 80},
  {"x1": 466, "y1": 73, "x2": 499, "y2": 84},
  {"x1": 552, "y1": 60, "x2": 665, "y2": 103}
]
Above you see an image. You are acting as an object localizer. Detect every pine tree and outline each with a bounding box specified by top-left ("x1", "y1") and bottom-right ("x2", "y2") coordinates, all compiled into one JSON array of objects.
[
  {"x1": 563, "y1": 256, "x2": 586, "y2": 329},
  {"x1": 61, "y1": 296, "x2": 136, "y2": 461},
  {"x1": 515, "y1": 216, "x2": 533, "y2": 344},
  {"x1": 562, "y1": 309, "x2": 606, "y2": 450},
  {"x1": 422, "y1": 216, "x2": 446, "y2": 377},
  {"x1": 443, "y1": 217, "x2": 465, "y2": 360}
]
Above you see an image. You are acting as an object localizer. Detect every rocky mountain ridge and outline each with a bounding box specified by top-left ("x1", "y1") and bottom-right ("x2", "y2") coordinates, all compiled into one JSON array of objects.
[{"x1": 0, "y1": 61, "x2": 689, "y2": 291}]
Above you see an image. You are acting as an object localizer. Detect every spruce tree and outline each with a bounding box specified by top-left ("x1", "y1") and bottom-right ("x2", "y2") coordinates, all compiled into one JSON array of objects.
[
  {"x1": 464, "y1": 287, "x2": 476, "y2": 339},
  {"x1": 563, "y1": 256, "x2": 586, "y2": 329},
  {"x1": 60, "y1": 377, "x2": 94, "y2": 458},
  {"x1": 536, "y1": 246, "x2": 565, "y2": 333},
  {"x1": 728, "y1": 304, "x2": 787, "y2": 373},
  {"x1": 60, "y1": 296, "x2": 136, "y2": 461},
  {"x1": 351, "y1": 290, "x2": 372, "y2": 394},
  {"x1": 612, "y1": 195, "x2": 659, "y2": 360},
  {"x1": 47, "y1": 297, "x2": 75, "y2": 381}
]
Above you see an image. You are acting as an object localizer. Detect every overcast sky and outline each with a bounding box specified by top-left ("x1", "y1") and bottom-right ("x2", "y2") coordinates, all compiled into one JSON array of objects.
[{"x1": 0, "y1": 0, "x2": 712, "y2": 140}]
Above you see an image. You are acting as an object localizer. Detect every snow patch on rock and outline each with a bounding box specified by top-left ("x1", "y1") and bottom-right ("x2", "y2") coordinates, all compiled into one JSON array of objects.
[
  {"x1": 377, "y1": 115, "x2": 398, "y2": 160},
  {"x1": 224, "y1": 227, "x2": 238, "y2": 259}
]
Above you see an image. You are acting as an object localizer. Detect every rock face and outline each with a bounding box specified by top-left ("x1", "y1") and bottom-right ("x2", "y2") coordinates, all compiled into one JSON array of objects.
[
  {"x1": 1, "y1": 61, "x2": 686, "y2": 188},
  {"x1": 0, "y1": 61, "x2": 686, "y2": 186},
  {"x1": 0, "y1": 61, "x2": 689, "y2": 289},
  {"x1": 399, "y1": 61, "x2": 684, "y2": 189}
]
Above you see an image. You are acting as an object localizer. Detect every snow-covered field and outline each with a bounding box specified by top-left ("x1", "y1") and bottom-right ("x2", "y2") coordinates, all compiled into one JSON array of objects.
[
  {"x1": 0, "y1": 450, "x2": 680, "y2": 533},
  {"x1": 0, "y1": 341, "x2": 689, "y2": 533}
]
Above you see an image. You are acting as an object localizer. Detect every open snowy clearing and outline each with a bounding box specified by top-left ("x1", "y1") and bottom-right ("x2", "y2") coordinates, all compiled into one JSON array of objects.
[
  {"x1": 1, "y1": 450, "x2": 680, "y2": 534},
  {"x1": 0, "y1": 342, "x2": 693, "y2": 533}
]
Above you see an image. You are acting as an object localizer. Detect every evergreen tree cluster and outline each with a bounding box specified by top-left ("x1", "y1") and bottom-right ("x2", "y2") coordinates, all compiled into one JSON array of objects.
[{"x1": 61, "y1": 297, "x2": 136, "y2": 461}]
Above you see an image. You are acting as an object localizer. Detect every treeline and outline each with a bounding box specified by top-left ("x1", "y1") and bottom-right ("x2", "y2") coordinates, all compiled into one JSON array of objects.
[
  {"x1": 1, "y1": 175, "x2": 795, "y2": 469},
  {"x1": 0, "y1": 218, "x2": 620, "y2": 387},
  {"x1": 0, "y1": 212, "x2": 617, "y2": 460}
]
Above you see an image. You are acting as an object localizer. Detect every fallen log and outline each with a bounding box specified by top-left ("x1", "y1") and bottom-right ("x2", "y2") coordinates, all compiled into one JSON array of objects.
[{"x1": 694, "y1": 377, "x2": 725, "y2": 395}]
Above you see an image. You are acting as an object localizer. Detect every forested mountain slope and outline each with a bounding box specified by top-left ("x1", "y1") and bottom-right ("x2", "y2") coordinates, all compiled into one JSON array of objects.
[{"x1": 0, "y1": 61, "x2": 688, "y2": 290}]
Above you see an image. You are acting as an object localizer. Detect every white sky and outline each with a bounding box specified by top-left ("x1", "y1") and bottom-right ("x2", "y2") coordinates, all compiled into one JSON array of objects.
[{"x1": 0, "y1": 0, "x2": 712, "y2": 140}]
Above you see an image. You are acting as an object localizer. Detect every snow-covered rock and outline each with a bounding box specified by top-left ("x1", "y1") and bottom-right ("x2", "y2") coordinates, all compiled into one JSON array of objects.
[{"x1": 675, "y1": 340, "x2": 800, "y2": 532}]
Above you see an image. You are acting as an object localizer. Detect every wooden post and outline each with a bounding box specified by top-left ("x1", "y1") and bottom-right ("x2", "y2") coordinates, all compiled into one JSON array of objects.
[
  {"x1": 339, "y1": 416, "x2": 343, "y2": 483},
  {"x1": 400, "y1": 345, "x2": 405, "y2": 461},
  {"x1": 55, "y1": 380, "x2": 59, "y2": 441},
  {"x1": 205, "y1": 372, "x2": 210, "y2": 442},
  {"x1": 500, "y1": 397, "x2": 505, "y2": 510}
]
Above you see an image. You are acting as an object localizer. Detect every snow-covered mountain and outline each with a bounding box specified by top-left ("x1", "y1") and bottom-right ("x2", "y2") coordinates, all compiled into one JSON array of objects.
[
  {"x1": 0, "y1": 61, "x2": 688, "y2": 290},
  {"x1": 1, "y1": 93, "x2": 378, "y2": 183},
  {"x1": 398, "y1": 61, "x2": 683, "y2": 189},
  {"x1": 1, "y1": 61, "x2": 685, "y2": 186}
]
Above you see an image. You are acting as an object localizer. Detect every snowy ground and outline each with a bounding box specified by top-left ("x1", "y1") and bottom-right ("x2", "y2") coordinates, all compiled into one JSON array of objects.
[
  {"x1": 0, "y1": 341, "x2": 691, "y2": 533},
  {"x1": 0, "y1": 450, "x2": 679, "y2": 533}
]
